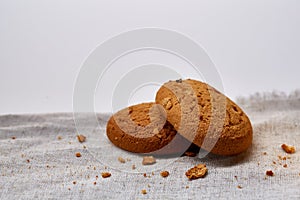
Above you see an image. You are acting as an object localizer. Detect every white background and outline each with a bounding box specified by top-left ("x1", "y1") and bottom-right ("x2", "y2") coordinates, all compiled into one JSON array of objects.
[{"x1": 0, "y1": 0, "x2": 299, "y2": 114}]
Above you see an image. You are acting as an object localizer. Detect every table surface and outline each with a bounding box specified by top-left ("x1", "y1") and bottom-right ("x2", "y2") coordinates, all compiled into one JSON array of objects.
[{"x1": 0, "y1": 102, "x2": 300, "y2": 200}]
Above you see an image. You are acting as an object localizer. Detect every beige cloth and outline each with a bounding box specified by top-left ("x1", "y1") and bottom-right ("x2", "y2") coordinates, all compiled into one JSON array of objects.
[{"x1": 0, "y1": 102, "x2": 300, "y2": 199}]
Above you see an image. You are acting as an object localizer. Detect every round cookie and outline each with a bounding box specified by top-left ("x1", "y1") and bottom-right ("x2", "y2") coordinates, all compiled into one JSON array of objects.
[
  {"x1": 155, "y1": 79, "x2": 253, "y2": 156},
  {"x1": 106, "y1": 102, "x2": 192, "y2": 155}
]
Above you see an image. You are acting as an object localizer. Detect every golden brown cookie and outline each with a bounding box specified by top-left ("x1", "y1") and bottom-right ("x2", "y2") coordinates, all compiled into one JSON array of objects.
[
  {"x1": 155, "y1": 79, "x2": 253, "y2": 156},
  {"x1": 106, "y1": 102, "x2": 192, "y2": 155}
]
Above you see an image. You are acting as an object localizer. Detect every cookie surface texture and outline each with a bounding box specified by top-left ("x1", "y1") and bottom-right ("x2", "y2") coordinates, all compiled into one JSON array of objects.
[
  {"x1": 155, "y1": 79, "x2": 253, "y2": 156},
  {"x1": 106, "y1": 102, "x2": 192, "y2": 155}
]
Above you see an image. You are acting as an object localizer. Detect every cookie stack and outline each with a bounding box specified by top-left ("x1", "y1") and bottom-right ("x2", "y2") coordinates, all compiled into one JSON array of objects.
[{"x1": 106, "y1": 79, "x2": 253, "y2": 156}]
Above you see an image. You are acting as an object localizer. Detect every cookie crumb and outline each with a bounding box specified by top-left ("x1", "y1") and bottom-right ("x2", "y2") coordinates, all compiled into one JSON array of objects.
[
  {"x1": 101, "y1": 172, "x2": 111, "y2": 178},
  {"x1": 185, "y1": 185, "x2": 189, "y2": 189},
  {"x1": 263, "y1": 152, "x2": 267, "y2": 155},
  {"x1": 132, "y1": 165, "x2": 136, "y2": 170},
  {"x1": 143, "y1": 173, "x2": 147, "y2": 177},
  {"x1": 93, "y1": 182, "x2": 97, "y2": 185},
  {"x1": 118, "y1": 157, "x2": 126, "y2": 163},
  {"x1": 185, "y1": 164, "x2": 207, "y2": 180},
  {"x1": 272, "y1": 161, "x2": 276, "y2": 165},
  {"x1": 75, "y1": 152, "x2": 82, "y2": 157},
  {"x1": 237, "y1": 185, "x2": 242, "y2": 189},
  {"x1": 142, "y1": 156, "x2": 156, "y2": 165},
  {"x1": 184, "y1": 151, "x2": 197, "y2": 157},
  {"x1": 57, "y1": 136, "x2": 62, "y2": 140},
  {"x1": 266, "y1": 170, "x2": 274, "y2": 176},
  {"x1": 160, "y1": 171, "x2": 169, "y2": 178},
  {"x1": 281, "y1": 144, "x2": 296, "y2": 154},
  {"x1": 26, "y1": 159, "x2": 30, "y2": 163},
  {"x1": 283, "y1": 164, "x2": 288, "y2": 168},
  {"x1": 73, "y1": 181, "x2": 76, "y2": 185},
  {"x1": 141, "y1": 189, "x2": 147, "y2": 195},
  {"x1": 165, "y1": 101, "x2": 172, "y2": 110},
  {"x1": 68, "y1": 188, "x2": 71, "y2": 191},
  {"x1": 161, "y1": 98, "x2": 172, "y2": 110},
  {"x1": 77, "y1": 134, "x2": 86, "y2": 143},
  {"x1": 11, "y1": 136, "x2": 16, "y2": 140}
]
